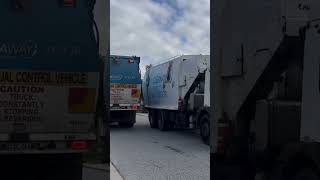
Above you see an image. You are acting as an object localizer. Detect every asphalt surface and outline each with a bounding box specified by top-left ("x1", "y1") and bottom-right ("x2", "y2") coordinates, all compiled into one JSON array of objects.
[
  {"x1": 83, "y1": 167, "x2": 108, "y2": 180},
  {"x1": 110, "y1": 113, "x2": 210, "y2": 180}
]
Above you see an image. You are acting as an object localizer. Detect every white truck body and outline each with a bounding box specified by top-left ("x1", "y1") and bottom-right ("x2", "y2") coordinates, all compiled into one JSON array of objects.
[
  {"x1": 143, "y1": 55, "x2": 211, "y2": 143},
  {"x1": 211, "y1": 0, "x2": 320, "y2": 179},
  {"x1": 212, "y1": 0, "x2": 320, "y2": 153},
  {"x1": 143, "y1": 55, "x2": 210, "y2": 110}
]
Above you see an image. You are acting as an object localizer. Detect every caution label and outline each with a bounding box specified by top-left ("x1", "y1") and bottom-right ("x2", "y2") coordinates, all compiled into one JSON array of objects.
[
  {"x1": 0, "y1": 70, "x2": 99, "y2": 133},
  {"x1": 110, "y1": 83, "x2": 141, "y2": 105}
]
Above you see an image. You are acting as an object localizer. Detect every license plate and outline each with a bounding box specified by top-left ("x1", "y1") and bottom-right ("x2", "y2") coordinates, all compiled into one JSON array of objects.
[{"x1": 0, "y1": 143, "x2": 34, "y2": 151}]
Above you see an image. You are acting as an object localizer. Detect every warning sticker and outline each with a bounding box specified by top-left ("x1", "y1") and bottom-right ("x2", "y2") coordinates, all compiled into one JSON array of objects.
[
  {"x1": 110, "y1": 83, "x2": 141, "y2": 105},
  {"x1": 0, "y1": 70, "x2": 99, "y2": 133}
]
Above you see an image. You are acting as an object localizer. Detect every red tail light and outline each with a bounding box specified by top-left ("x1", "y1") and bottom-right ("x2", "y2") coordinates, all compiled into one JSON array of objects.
[
  {"x1": 132, "y1": 104, "x2": 139, "y2": 110},
  {"x1": 63, "y1": 0, "x2": 76, "y2": 7},
  {"x1": 178, "y1": 97, "x2": 184, "y2": 111},
  {"x1": 71, "y1": 140, "x2": 87, "y2": 150},
  {"x1": 217, "y1": 112, "x2": 231, "y2": 154},
  {"x1": 217, "y1": 138, "x2": 227, "y2": 154}
]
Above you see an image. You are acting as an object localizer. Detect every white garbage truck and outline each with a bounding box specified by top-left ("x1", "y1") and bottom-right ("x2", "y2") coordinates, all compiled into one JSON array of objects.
[
  {"x1": 211, "y1": 0, "x2": 320, "y2": 179},
  {"x1": 142, "y1": 55, "x2": 210, "y2": 144}
]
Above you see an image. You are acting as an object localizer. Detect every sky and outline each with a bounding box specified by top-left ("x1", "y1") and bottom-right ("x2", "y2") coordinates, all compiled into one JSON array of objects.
[{"x1": 110, "y1": 0, "x2": 210, "y2": 78}]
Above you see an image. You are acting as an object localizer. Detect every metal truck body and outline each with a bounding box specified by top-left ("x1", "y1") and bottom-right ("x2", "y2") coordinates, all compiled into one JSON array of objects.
[
  {"x1": 0, "y1": 0, "x2": 101, "y2": 154},
  {"x1": 143, "y1": 55, "x2": 210, "y2": 144},
  {"x1": 211, "y1": 0, "x2": 320, "y2": 179},
  {"x1": 109, "y1": 55, "x2": 142, "y2": 127},
  {"x1": 0, "y1": 1, "x2": 106, "y2": 179}
]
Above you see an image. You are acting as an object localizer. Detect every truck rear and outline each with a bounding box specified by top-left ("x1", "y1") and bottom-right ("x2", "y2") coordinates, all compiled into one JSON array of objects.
[
  {"x1": 109, "y1": 55, "x2": 142, "y2": 127},
  {"x1": 0, "y1": 0, "x2": 102, "y2": 179},
  {"x1": 142, "y1": 55, "x2": 210, "y2": 144},
  {"x1": 211, "y1": 0, "x2": 320, "y2": 179}
]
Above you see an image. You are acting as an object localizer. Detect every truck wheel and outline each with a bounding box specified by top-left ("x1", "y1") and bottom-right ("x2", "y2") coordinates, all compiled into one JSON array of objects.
[
  {"x1": 149, "y1": 110, "x2": 158, "y2": 128},
  {"x1": 292, "y1": 168, "x2": 320, "y2": 180},
  {"x1": 269, "y1": 149, "x2": 320, "y2": 180},
  {"x1": 119, "y1": 122, "x2": 134, "y2": 128},
  {"x1": 158, "y1": 111, "x2": 168, "y2": 131},
  {"x1": 200, "y1": 114, "x2": 210, "y2": 145}
]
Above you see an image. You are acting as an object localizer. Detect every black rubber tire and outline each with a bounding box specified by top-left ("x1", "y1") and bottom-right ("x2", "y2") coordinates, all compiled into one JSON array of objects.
[
  {"x1": 269, "y1": 151, "x2": 320, "y2": 180},
  {"x1": 158, "y1": 111, "x2": 168, "y2": 131},
  {"x1": 292, "y1": 168, "x2": 320, "y2": 180},
  {"x1": 199, "y1": 114, "x2": 210, "y2": 145},
  {"x1": 118, "y1": 111, "x2": 135, "y2": 128},
  {"x1": 149, "y1": 110, "x2": 158, "y2": 128},
  {"x1": 119, "y1": 122, "x2": 134, "y2": 128}
]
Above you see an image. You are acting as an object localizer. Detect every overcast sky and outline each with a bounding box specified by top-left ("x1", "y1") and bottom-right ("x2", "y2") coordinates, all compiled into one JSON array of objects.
[{"x1": 110, "y1": 0, "x2": 210, "y2": 77}]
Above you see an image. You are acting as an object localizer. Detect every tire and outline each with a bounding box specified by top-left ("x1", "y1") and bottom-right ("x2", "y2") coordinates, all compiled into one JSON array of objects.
[
  {"x1": 119, "y1": 111, "x2": 135, "y2": 128},
  {"x1": 199, "y1": 114, "x2": 210, "y2": 145},
  {"x1": 119, "y1": 122, "x2": 134, "y2": 128},
  {"x1": 269, "y1": 151, "x2": 320, "y2": 180},
  {"x1": 292, "y1": 168, "x2": 320, "y2": 180},
  {"x1": 158, "y1": 111, "x2": 168, "y2": 131},
  {"x1": 212, "y1": 159, "x2": 253, "y2": 180},
  {"x1": 149, "y1": 110, "x2": 158, "y2": 128}
]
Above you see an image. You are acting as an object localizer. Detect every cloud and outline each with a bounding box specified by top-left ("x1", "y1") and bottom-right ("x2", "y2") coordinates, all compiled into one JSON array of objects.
[{"x1": 110, "y1": 0, "x2": 210, "y2": 77}]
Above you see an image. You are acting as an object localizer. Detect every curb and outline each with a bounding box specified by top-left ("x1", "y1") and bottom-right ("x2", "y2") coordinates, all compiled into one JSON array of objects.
[
  {"x1": 83, "y1": 163, "x2": 108, "y2": 171},
  {"x1": 111, "y1": 162, "x2": 124, "y2": 180}
]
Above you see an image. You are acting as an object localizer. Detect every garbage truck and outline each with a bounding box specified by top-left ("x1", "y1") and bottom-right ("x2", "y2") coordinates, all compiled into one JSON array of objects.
[
  {"x1": 0, "y1": 0, "x2": 105, "y2": 179},
  {"x1": 109, "y1": 55, "x2": 142, "y2": 127},
  {"x1": 142, "y1": 55, "x2": 210, "y2": 144},
  {"x1": 211, "y1": 0, "x2": 320, "y2": 179}
]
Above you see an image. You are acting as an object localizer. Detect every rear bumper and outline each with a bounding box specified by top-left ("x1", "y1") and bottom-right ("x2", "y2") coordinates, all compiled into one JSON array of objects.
[
  {"x1": 0, "y1": 133, "x2": 97, "y2": 154},
  {"x1": 0, "y1": 133, "x2": 97, "y2": 141},
  {"x1": 0, "y1": 140, "x2": 97, "y2": 154},
  {"x1": 110, "y1": 104, "x2": 140, "y2": 111},
  {"x1": 109, "y1": 111, "x2": 136, "y2": 124}
]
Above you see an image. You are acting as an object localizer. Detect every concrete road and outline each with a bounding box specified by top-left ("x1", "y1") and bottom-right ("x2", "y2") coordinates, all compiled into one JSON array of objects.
[
  {"x1": 83, "y1": 167, "x2": 108, "y2": 180},
  {"x1": 110, "y1": 113, "x2": 210, "y2": 180}
]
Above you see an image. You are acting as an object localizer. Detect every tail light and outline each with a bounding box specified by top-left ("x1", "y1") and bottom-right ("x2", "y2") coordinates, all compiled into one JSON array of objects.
[
  {"x1": 217, "y1": 112, "x2": 231, "y2": 154},
  {"x1": 178, "y1": 97, "x2": 184, "y2": 111},
  {"x1": 62, "y1": 0, "x2": 76, "y2": 7},
  {"x1": 71, "y1": 140, "x2": 87, "y2": 150},
  {"x1": 132, "y1": 104, "x2": 140, "y2": 110}
]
